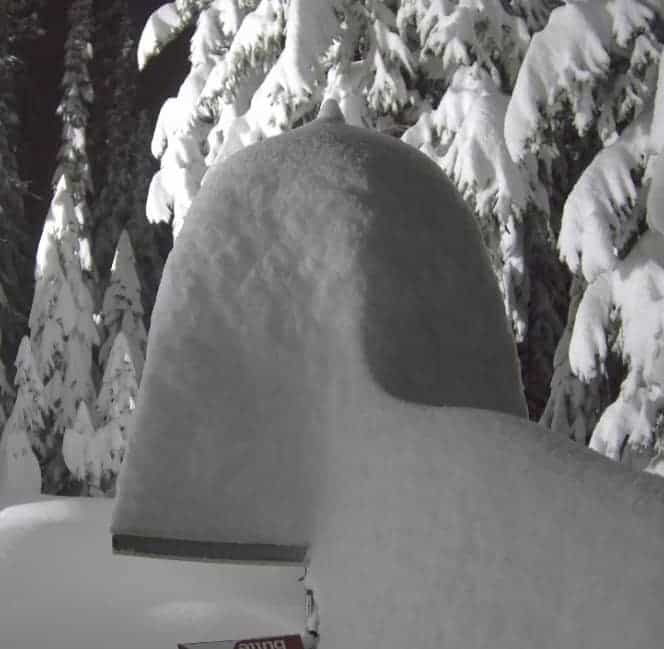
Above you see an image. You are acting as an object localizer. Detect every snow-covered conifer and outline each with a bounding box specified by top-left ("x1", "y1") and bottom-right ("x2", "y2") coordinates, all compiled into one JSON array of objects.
[
  {"x1": 145, "y1": 0, "x2": 423, "y2": 237},
  {"x1": 62, "y1": 400, "x2": 97, "y2": 494},
  {"x1": 2, "y1": 337, "x2": 47, "y2": 485},
  {"x1": 55, "y1": 0, "x2": 94, "y2": 201},
  {"x1": 42, "y1": 8, "x2": 101, "y2": 485},
  {"x1": 505, "y1": 0, "x2": 661, "y2": 163},
  {"x1": 522, "y1": 2, "x2": 664, "y2": 467},
  {"x1": 0, "y1": 414, "x2": 41, "y2": 505},
  {"x1": 397, "y1": 0, "x2": 530, "y2": 92},
  {"x1": 94, "y1": 332, "x2": 138, "y2": 494},
  {"x1": 99, "y1": 230, "x2": 146, "y2": 379},
  {"x1": 28, "y1": 176, "x2": 99, "y2": 491},
  {"x1": 63, "y1": 332, "x2": 138, "y2": 497},
  {"x1": 53, "y1": 0, "x2": 97, "y2": 296}
]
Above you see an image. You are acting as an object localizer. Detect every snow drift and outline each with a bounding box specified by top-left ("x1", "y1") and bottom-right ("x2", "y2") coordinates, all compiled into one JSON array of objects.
[{"x1": 0, "y1": 497, "x2": 304, "y2": 649}]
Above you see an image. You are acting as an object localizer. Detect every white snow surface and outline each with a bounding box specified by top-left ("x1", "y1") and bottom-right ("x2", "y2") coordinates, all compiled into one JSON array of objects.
[{"x1": 0, "y1": 497, "x2": 305, "y2": 649}]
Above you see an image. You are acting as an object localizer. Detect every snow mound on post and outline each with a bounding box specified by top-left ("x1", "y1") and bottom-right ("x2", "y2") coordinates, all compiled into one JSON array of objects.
[
  {"x1": 111, "y1": 112, "x2": 664, "y2": 649},
  {"x1": 112, "y1": 116, "x2": 526, "y2": 558}
]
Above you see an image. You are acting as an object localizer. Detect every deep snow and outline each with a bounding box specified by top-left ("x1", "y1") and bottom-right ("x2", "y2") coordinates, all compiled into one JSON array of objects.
[{"x1": 0, "y1": 497, "x2": 305, "y2": 649}]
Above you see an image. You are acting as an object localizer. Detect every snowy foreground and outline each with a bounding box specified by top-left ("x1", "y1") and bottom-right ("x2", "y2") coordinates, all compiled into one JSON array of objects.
[{"x1": 0, "y1": 497, "x2": 304, "y2": 649}]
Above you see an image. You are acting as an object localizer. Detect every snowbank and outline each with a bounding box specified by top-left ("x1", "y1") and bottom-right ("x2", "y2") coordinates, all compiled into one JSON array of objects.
[{"x1": 0, "y1": 498, "x2": 304, "y2": 649}]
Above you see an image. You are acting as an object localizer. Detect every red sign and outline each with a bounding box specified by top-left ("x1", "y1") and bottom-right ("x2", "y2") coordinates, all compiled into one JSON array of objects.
[{"x1": 178, "y1": 634, "x2": 305, "y2": 649}]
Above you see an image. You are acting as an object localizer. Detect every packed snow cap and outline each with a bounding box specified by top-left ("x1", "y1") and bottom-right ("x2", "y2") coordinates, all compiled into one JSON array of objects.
[{"x1": 112, "y1": 101, "x2": 526, "y2": 560}]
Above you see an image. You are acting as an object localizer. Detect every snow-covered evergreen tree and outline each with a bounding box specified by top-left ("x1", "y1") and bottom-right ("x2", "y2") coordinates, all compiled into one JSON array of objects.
[
  {"x1": 62, "y1": 400, "x2": 98, "y2": 494},
  {"x1": 28, "y1": 176, "x2": 99, "y2": 492},
  {"x1": 99, "y1": 230, "x2": 146, "y2": 380},
  {"x1": 505, "y1": 0, "x2": 664, "y2": 471},
  {"x1": 0, "y1": 336, "x2": 45, "y2": 501},
  {"x1": 55, "y1": 0, "x2": 94, "y2": 203},
  {"x1": 14, "y1": 0, "x2": 101, "y2": 493},
  {"x1": 94, "y1": 332, "x2": 138, "y2": 494},
  {"x1": 64, "y1": 331, "x2": 138, "y2": 496}
]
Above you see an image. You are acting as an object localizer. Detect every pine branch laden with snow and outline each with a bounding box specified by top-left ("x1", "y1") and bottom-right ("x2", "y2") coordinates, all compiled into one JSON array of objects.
[
  {"x1": 99, "y1": 230, "x2": 146, "y2": 380},
  {"x1": 138, "y1": 0, "x2": 215, "y2": 71},
  {"x1": 505, "y1": 0, "x2": 662, "y2": 164},
  {"x1": 403, "y1": 64, "x2": 533, "y2": 340},
  {"x1": 567, "y1": 232, "x2": 664, "y2": 475},
  {"x1": 396, "y1": 0, "x2": 530, "y2": 92},
  {"x1": 559, "y1": 109, "x2": 652, "y2": 282},
  {"x1": 145, "y1": 0, "x2": 428, "y2": 238}
]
